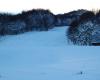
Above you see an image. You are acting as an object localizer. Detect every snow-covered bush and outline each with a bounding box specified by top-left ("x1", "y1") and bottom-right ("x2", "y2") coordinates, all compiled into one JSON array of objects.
[
  {"x1": 0, "y1": 9, "x2": 56, "y2": 35},
  {"x1": 55, "y1": 9, "x2": 88, "y2": 26},
  {"x1": 22, "y1": 9, "x2": 55, "y2": 31},
  {"x1": 67, "y1": 11, "x2": 100, "y2": 46},
  {"x1": 68, "y1": 21, "x2": 94, "y2": 45}
]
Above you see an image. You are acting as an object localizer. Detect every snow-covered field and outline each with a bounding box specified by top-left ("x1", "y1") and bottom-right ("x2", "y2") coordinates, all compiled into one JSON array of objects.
[{"x1": 0, "y1": 26, "x2": 100, "y2": 80}]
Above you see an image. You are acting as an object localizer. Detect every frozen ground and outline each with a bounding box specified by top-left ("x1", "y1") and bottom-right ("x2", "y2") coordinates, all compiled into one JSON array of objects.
[{"x1": 0, "y1": 26, "x2": 100, "y2": 80}]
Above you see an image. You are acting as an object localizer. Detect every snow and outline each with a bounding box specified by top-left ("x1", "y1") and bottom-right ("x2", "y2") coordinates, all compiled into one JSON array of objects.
[{"x1": 0, "y1": 26, "x2": 100, "y2": 80}]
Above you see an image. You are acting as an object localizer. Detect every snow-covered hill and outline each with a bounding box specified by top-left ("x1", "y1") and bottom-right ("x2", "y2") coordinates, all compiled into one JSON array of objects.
[{"x1": 0, "y1": 26, "x2": 100, "y2": 80}]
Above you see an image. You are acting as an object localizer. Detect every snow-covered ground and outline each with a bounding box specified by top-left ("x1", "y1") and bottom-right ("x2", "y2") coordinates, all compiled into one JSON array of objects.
[{"x1": 0, "y1": 26, "x2": 100, "y2": 80}]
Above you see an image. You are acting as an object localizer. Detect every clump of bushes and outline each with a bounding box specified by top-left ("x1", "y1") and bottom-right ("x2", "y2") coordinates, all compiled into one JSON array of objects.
[
  {"x1": 0, "y1": 9, "x2": 56, "y2": 35},
  {"x1": 21, "y1": 9, "x2": 56, "y2": 31},
  {"x1": 67, "y1": 10, "x2": 100, "y2": 46},
  {"x1": 55, "y1": 9, "x2": 88, "y2": 26}
]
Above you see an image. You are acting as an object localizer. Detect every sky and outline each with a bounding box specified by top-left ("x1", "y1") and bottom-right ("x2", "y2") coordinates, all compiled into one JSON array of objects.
[{"x1": 0, "y1": 0, "x2": 100, "y2": 14}]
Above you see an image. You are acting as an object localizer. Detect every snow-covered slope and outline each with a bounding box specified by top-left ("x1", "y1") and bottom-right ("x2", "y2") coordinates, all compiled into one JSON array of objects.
[{"x1": 0, "y1": 26, "x2": 100, "y2": 80}]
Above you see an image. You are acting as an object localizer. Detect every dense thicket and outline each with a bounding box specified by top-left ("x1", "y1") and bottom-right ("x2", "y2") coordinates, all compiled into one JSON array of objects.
[
  {"x1": 67, "y1": 10, "x2": 100, "y2": 46},
  {"x1": 0, "y1": 9, "x2": 56, "y2": 35},
  {"x1": 55, "y1": 9, "x2": 87, "y2": 26}
]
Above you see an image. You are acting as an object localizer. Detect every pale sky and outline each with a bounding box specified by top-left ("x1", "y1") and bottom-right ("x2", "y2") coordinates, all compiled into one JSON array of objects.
[{"x1": 0, "y1": 0, "x2": 100, "y2": 14}]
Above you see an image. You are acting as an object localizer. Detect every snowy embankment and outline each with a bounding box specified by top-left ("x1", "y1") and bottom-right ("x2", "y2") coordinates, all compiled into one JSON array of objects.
[{"x1": 0, "y1": 26, "x2": 100, "y2": 80}]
